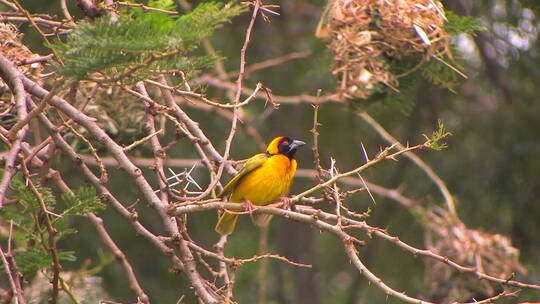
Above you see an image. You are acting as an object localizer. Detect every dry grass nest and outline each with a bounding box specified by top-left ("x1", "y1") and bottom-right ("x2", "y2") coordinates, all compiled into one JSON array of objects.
[
  {"x1": 0, "y1": 23, "x2": 43, "y2": 79},
  {"x1": 424, "y1": 207, "x2": 526, "y2": 301},
  {"x1": 0, "y1": 23, "x2": 44, "y2": 128},
  {"x1": 317, "y1": 0, "x2": 451, "y2": 100}
]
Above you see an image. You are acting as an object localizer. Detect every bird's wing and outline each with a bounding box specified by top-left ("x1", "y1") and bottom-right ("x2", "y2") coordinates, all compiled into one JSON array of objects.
[{"x1": 219, "y1": 153, "x2": 268, "y2": 198}]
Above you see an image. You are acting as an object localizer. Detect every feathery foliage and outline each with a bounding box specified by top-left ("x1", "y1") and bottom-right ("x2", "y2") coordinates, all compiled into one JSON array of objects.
[
  {"x1": 0, "y1": 172, "x2": 101, "y2": 276},
  {"x1": 61, "y1": 186, "x2": 105, "y2": 215},
  {"x1": 445, "y1": 11, "x2": 488, "y2": 35},
  {"x1": 381, "y1": 67, "x2": 422, "y2": 115},
  {"x1": 419, "y1": 13, "x2": 485, "y2": 92},
  {"x1": 367, "y1": 11, "x2": 486, "y2": 114},
  {"x1": 424, "y1": 119, "x2": 452, "y2": 151},
  {"x1": 54, "y1": 1, "x2": 245, "y2": 83},
  {"x1": 422, "y1": 57, "x2": 462, "y2": 92},
  {"x1": 148, "y1": 0, "x2": 176, "y2": 11}
]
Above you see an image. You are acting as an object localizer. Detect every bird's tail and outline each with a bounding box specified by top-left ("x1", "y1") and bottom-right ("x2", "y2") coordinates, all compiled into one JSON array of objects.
[{"x1": 215, "y1": 212, "x2": 239, "y2": 235}]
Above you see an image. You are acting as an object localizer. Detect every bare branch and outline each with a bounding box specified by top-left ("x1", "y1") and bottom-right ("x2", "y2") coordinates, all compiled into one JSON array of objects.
[
  {"x1": 194, "y1": 0, "x2": 262, "y2": 201},
  {"x1": 20, "y1": 160, "x2": 61, "y2": 304},
  {"x1": 20, "y1": 141, "x2": 151, "y2": 303},
  {"x1": 0, "y1": 54, "x2": 29, "y2": 207},
  {"x1": 87, "y1": 214, "x2": 150, "y2": 303},
  {"x1": 0, "y1": 2, "x2": 534, "y2": 303},
  {"x1": 291, "y1": 142, "x2": 427, "y2": 203},
  {"x1": 0, "y1": 244, "x2": 25, "y2": 304},
  {"x1": 0, "y1": 16, "x2": 71, "y2": 30},
  {"x1": 59, "y1": 0, "x2": 74, "y2": 22},
  {"x1": 228, "y1": 50, "x2": 312, "y2": 78},
  {"x1": 0, "y1": 0, "x2": 18, "y2": 10},
  {"x1": 116, "y1": 1, "x2": 179, "y2": 15},
  {"x1": 23, "y1": 83, "x2": 219, "y2": 303},
  {"x1": 75, "y1": 0, "x2": 101, "y2": 18},
  {"x1": 357, "y1": 111, "x2": 457, "y2": 215},
  {"x1": 198, "y1": 75, "x2": 342, "y2": 104}
]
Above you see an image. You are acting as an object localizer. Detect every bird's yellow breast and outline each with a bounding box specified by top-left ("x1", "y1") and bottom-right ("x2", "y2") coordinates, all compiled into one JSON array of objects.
[{"x1": 230, "y1": 154, "x2": 297, "y2": 205}]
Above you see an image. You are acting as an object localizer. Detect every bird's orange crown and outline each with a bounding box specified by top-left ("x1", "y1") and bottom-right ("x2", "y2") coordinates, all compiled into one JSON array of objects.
[{"x1": 266, "y1": 136, "x2": 285, "y2": 155}]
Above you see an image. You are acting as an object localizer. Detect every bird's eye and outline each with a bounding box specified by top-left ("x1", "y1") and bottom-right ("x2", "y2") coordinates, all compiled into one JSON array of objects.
[{"x1": 282, "y1": 140, "x2": 289, "y2": 146}]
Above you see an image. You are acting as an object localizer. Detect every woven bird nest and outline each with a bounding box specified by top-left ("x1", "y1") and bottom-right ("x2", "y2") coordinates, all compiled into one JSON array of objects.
[
  {"x1": 0, "y1": 23, "x2": 43, "y2": 78},
  {"x1": 424, "y1": 208, "x2": 526, "y2": 301},
  {"x1": 0, "y1": 23, "x2": 44, "y2": 129},
  {"x1": 317, "y1": 0, "x2": 451, "y2": 100}
]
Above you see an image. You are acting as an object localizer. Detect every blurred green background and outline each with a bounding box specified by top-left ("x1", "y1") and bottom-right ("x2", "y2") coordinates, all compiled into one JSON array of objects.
[{"x1": 3, "y1": 0, "x2": 540, "y2": 303}]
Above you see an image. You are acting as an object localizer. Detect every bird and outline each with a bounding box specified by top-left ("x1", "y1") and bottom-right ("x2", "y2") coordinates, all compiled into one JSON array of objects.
[{"x1": 215, "y1": 136, "x2": 306, "y2": 235}]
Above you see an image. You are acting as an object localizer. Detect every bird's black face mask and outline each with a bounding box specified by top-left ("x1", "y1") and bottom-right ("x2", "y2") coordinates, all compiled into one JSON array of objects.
[{"x1": 278, "y1": 137, "x2": 306, "y2": 159}]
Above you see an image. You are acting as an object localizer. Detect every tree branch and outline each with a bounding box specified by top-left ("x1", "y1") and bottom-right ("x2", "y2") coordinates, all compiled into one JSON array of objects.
[
  {"x1": 172, "y1": 202, "x2": 540, "y2": 294},
  {"x1": 0, "y1": 54, "x2": 29, "y2": 207},
  {"x1": 357, "y1": 111, "x2": 457, "y2": 216}
]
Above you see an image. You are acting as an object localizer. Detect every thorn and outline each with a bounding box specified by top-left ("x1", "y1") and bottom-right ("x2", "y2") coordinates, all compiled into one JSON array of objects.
[
  {"x1": 360, "y1": 142, "x2": 370, "y2": 163},
  {"x1": 357, "y1": 173, "x2": 377, "y2": 205}
]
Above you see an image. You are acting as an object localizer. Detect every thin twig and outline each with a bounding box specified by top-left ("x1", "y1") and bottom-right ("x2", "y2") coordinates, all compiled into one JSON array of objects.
[
  {"x1": 20, "y1": 160, "x2": 61, "y2": 304},
  {"x1": 60, "y1": 0, "x2": 74, "y2": 22},
  {"x1": 74, "y1": 0, "x2": 101, "y2": 18},
  {"x1": 228, "y1": 50, "x2": 312, "y2": 78},
  {"x1": 20, "y1": 134, "x2": 150, "y2": 304},
  {"x1": 151, "y1": 81, "x2": 236, "y2": 176},
  {"x1": 193, "y1": 0, "x2": 262, "y2": 201},
  {"x1": 148, "y1": 80, "x2": 265, "y2": 109},
  {"x1": 0, "y1": 15, "x2": 71, "y2": 29},
  {"x1": 10, "y1": 0, "x2": 61, "y2": 61},
  {"x1": 0, "y1": 54, "x2": 29, "y2": 207},
  {"x1": 214, "y1": 235, "x2": 232, "y2": 300},
  {"x1": 188, "y1": 241, "x2": 311, "y2": 268},
  {"x1": 0, "y1": 0, "x2": 17, "y2": 10},
  {"x1": 198, "y1": 75, "x2": 342, "y2": 104},
  {"x1": 63, "y1": 119, "x2": 108, "y2": 184},
  {"x1": 258, "y1": 225, "x2": 269, "y2": 304},
  {"x1": 172, "y1": 202, "x2": 540, "y2": 293},
  {"x1": 311, "y1": 103, "x2": 325, "y2": 184},
  {"x1": 16, "y1": 54, "x2": 54, "y2": 66},
  {"x1": 123, "y1": 129, "x2": 163, "y2": 152},
  {"x1": 291, "y1": 142, "x2": 426, "y2": 203},
  {"x1": 116, "y1": 1, "x2": 179, "y2": 15},
  {"x1": 0, "y1": 244, "x2": 25, "y2": 304},
  {"x1": 7, "y1": 81, "x2": 60, "y2": 140},
  {"x1": 24, "y1": 79, "x2": 220, "y2": 302},
  {"x1": 87, "y1": 214, "x2": 150, "y2": 303},
  {"x1": 357, "y1": 111, "x2": 457, "y2": 216}
]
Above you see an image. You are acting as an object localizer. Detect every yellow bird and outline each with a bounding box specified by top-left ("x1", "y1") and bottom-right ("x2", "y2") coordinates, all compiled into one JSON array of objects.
[{"x1": 215, "y1": 136, "x2": 306, "y2": 235}]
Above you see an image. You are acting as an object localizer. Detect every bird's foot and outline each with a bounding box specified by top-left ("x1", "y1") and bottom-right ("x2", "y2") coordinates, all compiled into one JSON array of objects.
[
  {"x1": 244, "y1": 200, "x2": 255, "y2": 214},
  {"x1": 280, "y1": 197, "x2": 293, "y2": 210}
]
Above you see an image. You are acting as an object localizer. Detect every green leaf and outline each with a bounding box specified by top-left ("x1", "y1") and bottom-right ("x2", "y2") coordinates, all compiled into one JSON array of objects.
[
  {"x1": 11, "y1": 248, "x2": 77, "y2": 276},
  {"x1": 148, "y1": 0, "x2": 176, "y2": 11},
  {"x1": 362, "y1": 70, "x2": 421, "y2": 115},
  {"x1": 10, "y1": 179, "x2": 56, "y2": 212},
  {"x1": 14, "y1": 247, "x2": 51, "y2": 275},
  {"x1": 423, "y1": 119, "x2": 452, "y2": 151},
  {"x1": 55, "y1": 217, "x2": 78, "y2": 240},
  {"x1": 61, "y1": 186, "x2": 105, "y2": 215},
  {"x1": 0, "y1": 203, "x2": 35, "y2": 239},
  {"x1": 58, "y1": 250, "x2": 77, "y2": 262},
  {"x1": 54, "y1": 1, "x2": 245, "y2": 83},
  {"x1": 422, "y1": 57, "x2": 462, "y2": 92},
  {"x1": 445, "y1": 11, "x2": 487, "y2": 35}
]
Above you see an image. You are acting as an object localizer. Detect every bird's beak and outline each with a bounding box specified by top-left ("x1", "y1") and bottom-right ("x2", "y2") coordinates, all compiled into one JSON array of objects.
[{"x1": 290, "y1": 140, "x2": 306, "y2": 150}]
